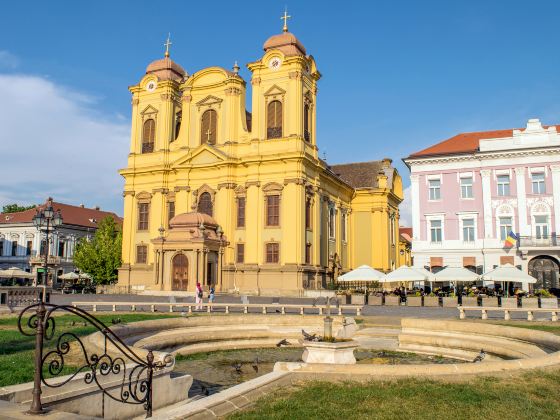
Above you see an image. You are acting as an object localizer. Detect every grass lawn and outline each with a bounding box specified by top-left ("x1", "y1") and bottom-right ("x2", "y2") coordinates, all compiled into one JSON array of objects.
[
  {"x1": 230, "y1": 369, "x2": 560, "y2": 420},
  {"x1": 0, "y1": 313, "x2": 180, "y2": 387}
]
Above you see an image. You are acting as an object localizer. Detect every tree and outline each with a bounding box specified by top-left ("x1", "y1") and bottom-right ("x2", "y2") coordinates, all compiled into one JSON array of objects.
[
  {"x1": 73, "y1": 216, "x2": 122, "y2": 285},
  {"x1": 2, "y1": 203, "x2": 36, "y2": 213}
]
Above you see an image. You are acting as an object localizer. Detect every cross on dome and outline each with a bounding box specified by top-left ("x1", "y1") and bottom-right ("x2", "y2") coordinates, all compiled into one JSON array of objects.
[
  {"x1": 281, "y1": 8, "x2": 291, "y2": 32},
  {"x1": 164, "y1": 33, "x2": 172, "y2": 58}
]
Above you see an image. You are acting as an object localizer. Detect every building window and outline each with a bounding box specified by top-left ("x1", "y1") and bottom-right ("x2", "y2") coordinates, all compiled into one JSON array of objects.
[
  {"x1": 462, "y1": 218, "x2": 475, "y2": 242},
  {"x1": 11, "y1": 240, "x2": 17, "y2": 257},
  {"x1": 328, "y1": 206, "x2": 336, "y2": 239},
  {"x1": 174, "y1": 111, "x2": 182, "y2": 141},
  {"x1": 267, "y1": 100, "x2": 282, "y2": 139},
  {"x1": 460, "y1": 177, "x2": 473, "y2": 199},
  {"x1": 266, "y1": 195, "x2": 280, "y2": 226},
  {"x1": 531, "y1": 173, "x2": 545, "y2": 194},
  {"x1": 167, "y1": 201, "x2": 175, "y2": 223},
  {"x1": 136, "y1": 245, "x2": 147, "y2": 264},
  {"x1": 26, "y1": 240, "x2": 32, "y2": 256},
  {"x1": 198, "y1": 192, "x2": 213, "y2": 216},
  {"x1": 428, "y1": 179, "x2": 441, "y2": 200},
  {"x1": 138, "y1": 203, "x2": 149, "y2": 231},
  {"x1": 201, "y1": 109, "x2": 217, "y2": 145},
  {"x1": 430, "y1": 219, "x2": 442, "y2": 243},
  {"x1": 305, "y1": 243, "x2": 311, "y2": 264},
  {"x1": 40, "y1": 240, "x2": 46, "y2": 256},
  {"x1": 142, "y1": 119, "x2": 155, "y2": 153},
  {"x1": 342, "y1": 212, "x2": 347, "y2": 242},
  {"x1": 236, "y1": 243, "x2": 245, "y2": 263},
  {"x1": 534, "y1": 215, "x2": 549, "y2": 239},
  {"x1": 499, "y1": 217, "x2": 513, "y2": 241},
  {"x1": 305, "y1": 198, "x2": 312, "y2": 230},
  {"x1": 58, "y1": 242, "x2": 65, "y2": 257},
  {"x1": 266, "y1": 242, "x2": 279, "y2": 263},
  {"x1": 303, "y1": 104, "x2": 310, "y2": 142},
  {"x1": 497, "y1": 175, "x2": 510, "y2": 196},
  {"x1": 237, "y1": 197, "x2": 246, "y2": 228}
]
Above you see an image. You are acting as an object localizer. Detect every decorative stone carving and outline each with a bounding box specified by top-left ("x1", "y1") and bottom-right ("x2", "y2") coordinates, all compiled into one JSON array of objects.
[
  {"x1": 122, "y1": 190, "x2": 136, "y2": 197},
  {"x1": 217, "y1": 182, "x2": 237, "y2": 190},
  {"x1": 245, "y1": 181, "x2": 261, "y2": 188},
  {"x1": 251, "y1": 77, "x2": 261, "y2": 86},
  {"x1": 173, "y1": 186, "x2": 191, "y2": 192}
]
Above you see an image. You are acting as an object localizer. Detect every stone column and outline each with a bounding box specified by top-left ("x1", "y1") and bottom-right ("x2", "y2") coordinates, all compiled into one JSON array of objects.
[
  {"x1": 410, "y1": 174, "x2": 420, "y2": 240},
  {"x1": 480, "y1": 170, "x2": 493, "y2": 238},
  {"x1": 551, "y1": 165, "x2": 560, "y2": 235},
  {"x1": 515, "y1": 167, "x2": 529, "y2": 236}
]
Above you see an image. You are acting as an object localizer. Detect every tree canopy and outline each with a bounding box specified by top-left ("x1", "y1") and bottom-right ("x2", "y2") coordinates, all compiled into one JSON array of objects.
[
  {"x1": 2, "y1": 203, "x2": 36, "y2": 213},
  {"x1": 73, "y1": 216, "x2": 122, "y2": 285}
]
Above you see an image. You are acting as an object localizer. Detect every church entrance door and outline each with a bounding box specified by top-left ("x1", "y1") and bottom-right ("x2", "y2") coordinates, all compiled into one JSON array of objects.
[{"x1": 172, "y1": 254, "x2": 188, "y2": 291}]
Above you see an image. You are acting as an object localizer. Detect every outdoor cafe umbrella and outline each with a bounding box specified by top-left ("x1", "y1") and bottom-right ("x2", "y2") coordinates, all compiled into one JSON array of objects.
[
  {"x1": 434, "y1": 267, "x2": 480, "y2": 292},
  {"x1": 481, "y1": 263, "x2": 536, "y2": 296},
  {"x1": 58, "y1": 272, "x2": 80, "y2": 281},
  {"x1": 0, "y1": 267, "x2": 35, "y2": 279},
  {"x1": 381, "y1": 266, "x2": 427, "y2": 288},
  {"x1": 337, "y1": 265, "x2": 385, "y2": 282}
]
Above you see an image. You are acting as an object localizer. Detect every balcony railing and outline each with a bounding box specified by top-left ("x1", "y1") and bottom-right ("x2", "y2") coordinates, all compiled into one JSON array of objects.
[
  {"x1": 29, "y1": 255, "x2": 61, "y2": 265},
  {"x1": 518, "y1": 235, "x2": 560, "y2": 248}
]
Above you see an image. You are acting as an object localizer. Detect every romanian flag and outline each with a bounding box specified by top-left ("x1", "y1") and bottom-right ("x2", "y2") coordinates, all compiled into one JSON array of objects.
[{"x1": 504, "y1": 231, "x2": 519, "y2": 248}]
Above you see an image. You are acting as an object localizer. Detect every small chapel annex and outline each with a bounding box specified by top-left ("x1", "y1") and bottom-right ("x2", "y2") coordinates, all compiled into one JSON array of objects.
[{"x1": 117, "y1": 17, "x2": 404, "y2": 296}]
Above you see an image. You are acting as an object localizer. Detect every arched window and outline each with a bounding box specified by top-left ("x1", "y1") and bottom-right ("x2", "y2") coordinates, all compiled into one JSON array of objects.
[
  {"x1": 201, "y1": 110, "x2": 217, "y2": 145},
  {"x1": 198, "y1": 192, "x2": 213, "y2": 216},
  {"x1": 174, "y1": 111, "x2": 182, "y2": 141},
  {"x1": 303, "y1": 104, "x2": 310, "y2": 142},
  {"x1": 142, "y1": 119, "x2": 155, "y2": 153},
  {"x1": 267, "y1": 100, "x2": 282, "y2": 139}
]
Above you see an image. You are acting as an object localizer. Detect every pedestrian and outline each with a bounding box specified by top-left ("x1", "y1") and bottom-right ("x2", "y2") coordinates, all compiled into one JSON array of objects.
[
  {"x1": 196, "y1": 282, "x2": 203, "y2": 311},
  {"x1": 208, "y1": 286, "x2": 215, "y2": 311}
]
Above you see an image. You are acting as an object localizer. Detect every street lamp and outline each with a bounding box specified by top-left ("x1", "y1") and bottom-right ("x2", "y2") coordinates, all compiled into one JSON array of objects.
[
  {"x1": 158, "y1": 225, "x2": 165, "y2": 286},
  {"x1": 32, "y1": 199, "x2": 63, "y2": 301}
]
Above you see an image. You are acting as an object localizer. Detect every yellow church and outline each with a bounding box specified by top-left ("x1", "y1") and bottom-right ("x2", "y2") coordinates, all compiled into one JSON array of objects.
[{"x1": 117, "y1": 17, "x2": 404, "y2": 296}]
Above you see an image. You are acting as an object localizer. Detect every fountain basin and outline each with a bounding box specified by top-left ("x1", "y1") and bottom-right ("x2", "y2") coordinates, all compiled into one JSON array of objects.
[{"x1": 301, "y1": 340, "x2": 359, "y2": 364}]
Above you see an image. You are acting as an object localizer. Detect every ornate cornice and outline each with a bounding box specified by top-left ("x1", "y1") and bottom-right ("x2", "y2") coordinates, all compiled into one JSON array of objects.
[
  {"x1": 174, "y1": 186, "x2": 191, "y2": 192},
  {"x1": 217, "y1": 182, "x2": 237, "y2": 190},
  {"x1": 152, "y1": 188, "x2": 169, "y2": 194},
  {"x1": 224, "y1": 87, "x2": 242, "y2": 96},
  {"x1": 283, "y1": 177, "x2": 306, "y2": 186},
  {"x1": 245, "y1": 181, "x2": 261, "y2": 188},
  {"x1": 122, "y1": 190, "x2": 136, "y2": 197}
]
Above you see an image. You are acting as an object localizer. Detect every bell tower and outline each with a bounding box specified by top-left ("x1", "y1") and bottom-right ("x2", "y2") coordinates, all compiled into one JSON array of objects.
[{"x1": 247, "y1": 12, "x2": 321, "y2": 148}]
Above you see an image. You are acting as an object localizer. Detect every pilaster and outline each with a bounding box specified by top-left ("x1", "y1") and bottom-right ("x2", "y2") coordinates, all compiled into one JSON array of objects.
[
  {"x1": 410, "y1": 174, "x2": 420, "y2": 240},
  {"x1": 480, "y1": 170, "x2": 493, "y2": 238},
  {"x1": 551, "y1": 165, "x2": 560, "y2": 234},
  {"x1": 515, "y1": 167, "x2": 529, "y2": 236}
]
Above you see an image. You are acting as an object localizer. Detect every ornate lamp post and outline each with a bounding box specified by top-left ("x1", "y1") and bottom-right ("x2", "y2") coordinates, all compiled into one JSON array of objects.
[
  {"x1": 158, "y1": 225, "x2": 165, "y2": 286},
  {"x1": 28, "y1": 199, "x2": 62, "y2": 414}
]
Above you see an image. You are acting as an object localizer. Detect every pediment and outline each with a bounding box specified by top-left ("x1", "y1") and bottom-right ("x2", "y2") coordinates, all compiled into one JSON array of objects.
[
  {"x1": 140, "y1": 105, "x2": 158, "y2": 115},
  {"x1": 196, "y1": 95, "x2": 223, "y2": 108},
  {"x1": 173, "y1": 144, "x2": 230, "y2": 167},
  {"x1": 264, "y1": 84, "x2": 286, "y2": 96}
]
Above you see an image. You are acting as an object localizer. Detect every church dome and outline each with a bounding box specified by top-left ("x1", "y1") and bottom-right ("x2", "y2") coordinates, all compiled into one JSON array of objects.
[
  {"x1": 263, "y1": 32, "x2": 306, "y2": 56},
  {"x1": 169, "y1": 212, "x2": 218, "y2": 229},
  {"x1": 146, "y1": 57, "x2": 186, "y2": 82}
]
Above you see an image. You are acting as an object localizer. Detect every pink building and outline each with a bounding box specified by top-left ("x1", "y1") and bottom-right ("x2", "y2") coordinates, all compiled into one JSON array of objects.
[{"x1": 404, "y1": 119, "x2": 560, "y2": 289}]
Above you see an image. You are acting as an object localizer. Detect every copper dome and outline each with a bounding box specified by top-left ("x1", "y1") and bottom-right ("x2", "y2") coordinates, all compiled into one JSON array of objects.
[
  {"x1": 263, "y1": 32, "x2": 306, "y2": 56},
  {"x1": 145, "y1": 57, "x2": 186, "y2": 82},
  {"x1": 169, "y1": 212, "x2": 218, "y2": 229}
]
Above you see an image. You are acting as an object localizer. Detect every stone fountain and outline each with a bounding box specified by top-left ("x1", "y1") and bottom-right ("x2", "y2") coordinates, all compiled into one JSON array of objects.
[{"x1": 301, "y1": 297, "x2": 359, "y2": 364}]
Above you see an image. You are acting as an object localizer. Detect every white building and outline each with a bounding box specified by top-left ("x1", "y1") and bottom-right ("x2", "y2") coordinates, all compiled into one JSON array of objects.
[
  {"x1": 403, "y1": 119, "x2": 560, "y2": 289},
  {"x1": 0, "y1": 199, "x2": 121, "y2": 285}
]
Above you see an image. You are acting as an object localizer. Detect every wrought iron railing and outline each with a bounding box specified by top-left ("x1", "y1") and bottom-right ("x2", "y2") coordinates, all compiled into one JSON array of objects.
[
  {"x1": 17, "y1": 302, "x2": 172, "y2": 417},
  {"x1": 518, "y1": 235, "x2": 560, "y2": 247}
]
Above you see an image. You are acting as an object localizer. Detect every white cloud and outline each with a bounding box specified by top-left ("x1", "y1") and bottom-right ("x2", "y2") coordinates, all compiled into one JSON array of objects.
[
  {"x1": 0, "y1": 74, "x2": 129, "y2": 214},
  {"x1": 0, "y1": 51, "x2": 20, "y2": 69},
  {"x1": 399, "y1": 185, "x2": 412, "y2": 227}
]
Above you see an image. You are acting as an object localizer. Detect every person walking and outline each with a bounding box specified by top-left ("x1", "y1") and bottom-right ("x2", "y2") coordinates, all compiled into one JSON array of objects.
[
  {"x1": 208, "y1": 286, "x2": 215, "y2": 311},
  {"x1": 195, "y1": 282, "x2": 203, "y2": 311}
]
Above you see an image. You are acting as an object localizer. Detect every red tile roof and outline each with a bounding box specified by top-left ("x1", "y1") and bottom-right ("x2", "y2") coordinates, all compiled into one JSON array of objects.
[
  {"x1": 399, "y1": 227, "x2": 412, "y2": 237},
  {"x1": 0, "y1": 200, "x2": 121, "y2": 228},
  {"x1": 406, "y1": 125, "x2": 560, "y2": 159}
]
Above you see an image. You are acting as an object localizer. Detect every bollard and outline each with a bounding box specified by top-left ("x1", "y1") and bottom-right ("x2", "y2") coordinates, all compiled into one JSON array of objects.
[
  {"x1": 262, "y1": 306, "x2": 267, "y2": 314},
  {"x1": 459, "y1": 307, "x2": 465, "y2": 320},
  {"x1": 244, "y1": 306, "x2": 248, "y2": 314},
  {"x1": 150, "y1": 305, "x2": 154, "y2": 313},
  {"x1": 356, "y1": 307, "x2": 362, "y2": 316},
  {"x1": 300, "y1": 307, "x2": 304, "y2": 315},
  {"x1": 504, "y1": 309, "x2": 510, "y2": 320},
  {"x1": 92, "y1": 304, "x2": 97, "y2": 312},
  {"x1": 481, "y1": 309, "x2": 488, "y2": 320},
  {"x1": 169, "y1": 305, "x2": 173, "y2": 313},
  {"x1": 319, "y1": 307, "x2": 323, "y2": 315},
  {"x1": 112, "y1": 304, "x2": 116, "y2": 312},
  {"x1": 527, "y1": 311, "x2": 534, "y2": 321},
  {"x1": 338, "y1": 307, "x2": 342, "y2": 316},
  {"x1": 225, "y1": 305, "x2": 229, "y2": 314},
  {"x1": 131, "y1": 304, "x2": 136, "y2": 312},
  {"x1": 281, "y1": 306, "x2": 285, "y2": 314},
  {"x1": 552, "y1": 311, "x2": 558, "y2": 322},
  {"x1": 188, "y1": 305, "x2": 192, "y2": 314}
]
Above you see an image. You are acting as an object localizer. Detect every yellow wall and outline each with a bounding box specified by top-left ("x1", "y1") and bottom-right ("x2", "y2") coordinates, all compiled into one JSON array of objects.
[{"x1": 117, "y1": 30, "x2": 404, "y2": 295}]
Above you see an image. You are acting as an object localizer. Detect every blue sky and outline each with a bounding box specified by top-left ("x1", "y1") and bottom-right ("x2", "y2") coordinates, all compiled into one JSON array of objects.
[{"x1": 2, "y1": 0, "x2": 560, "y2": 222}]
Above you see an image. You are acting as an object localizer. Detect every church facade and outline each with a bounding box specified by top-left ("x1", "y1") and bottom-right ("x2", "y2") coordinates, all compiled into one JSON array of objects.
[{"x1": 117, "y1": 23, "x2": 403, "y2": 296}]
